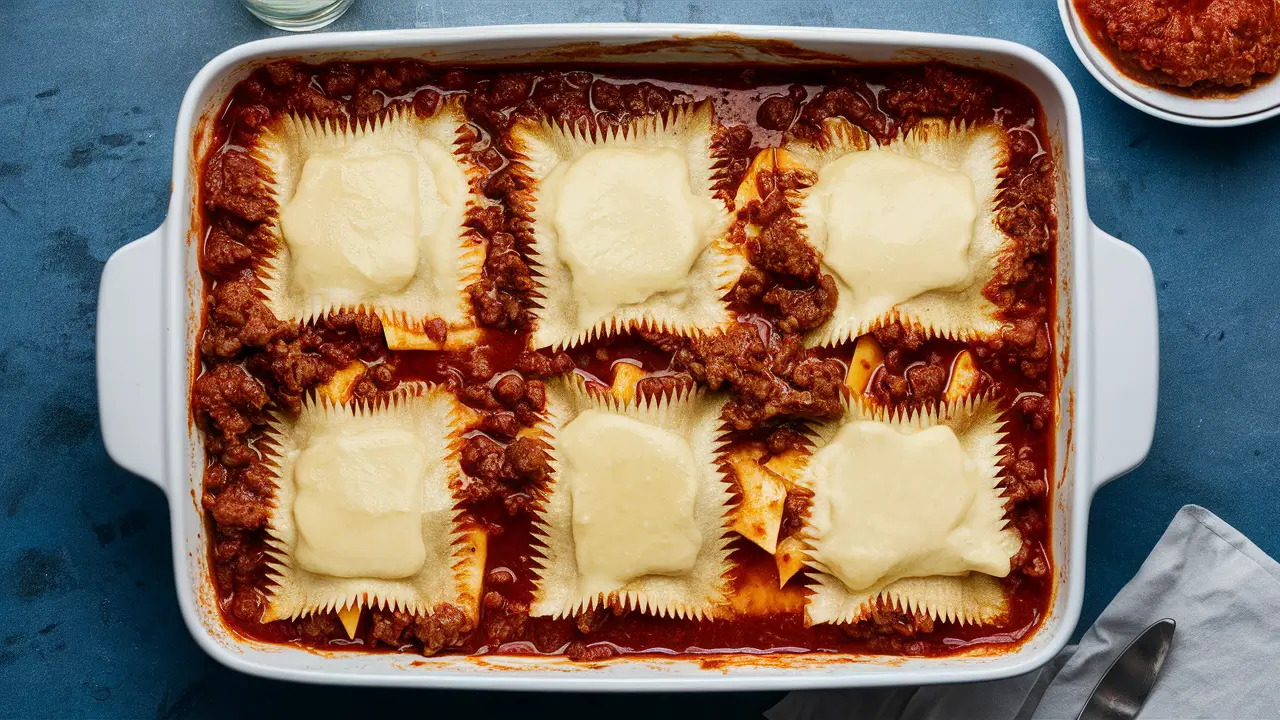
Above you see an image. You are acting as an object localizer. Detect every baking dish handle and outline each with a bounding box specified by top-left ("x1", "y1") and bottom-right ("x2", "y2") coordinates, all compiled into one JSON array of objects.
[
  {"x1": 96, "y1": 226, "x2": 165, "y2": 491},
  {"x1": 1089, "y1": 223, "x2": 1158, "y2": 491}
]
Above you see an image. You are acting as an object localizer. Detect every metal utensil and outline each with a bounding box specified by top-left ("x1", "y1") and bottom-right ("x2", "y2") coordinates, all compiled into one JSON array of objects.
[{"x1": 1076, "y1": 618, "x2": 1176, "y2": 720}]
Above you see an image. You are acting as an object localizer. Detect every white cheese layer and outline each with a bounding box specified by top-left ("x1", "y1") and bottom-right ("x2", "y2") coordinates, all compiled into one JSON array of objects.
[
  {"x1": 807, "y1": 149, "x2": 977, "y2": 320},
  {"x1": 293, "y1": 427, "x2": 428, "y2": 579},
  {"x1": 545, "y1": 147, "x2": 719, "y2": 327},
  {"x1": 809, "y1": 420, "x2": 1011, "y2": 592},
  {"x1": 560, "y1": 409, "x2": 703, "y2": 590}
]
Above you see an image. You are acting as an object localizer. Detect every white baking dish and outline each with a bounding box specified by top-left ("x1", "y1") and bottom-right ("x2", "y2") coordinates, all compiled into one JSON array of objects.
[{"x1": 95, "y1": 24, "x2": 1158, "y2": 691}]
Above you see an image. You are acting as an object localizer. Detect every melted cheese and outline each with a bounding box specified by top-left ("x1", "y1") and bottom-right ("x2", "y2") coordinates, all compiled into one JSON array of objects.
[
  {"x1": 279, "y1": 138, "x2": 468, "y2": 301},
  {"x1": 281, "y1": 151, "x2": 422, "y2": 295},
  {"x1": 560, "y1": 410, "x2": 703, "y2": 590},
  {"x1": 545, "y1": 147, "x2": 719, "y2": 326},
  {"x1": 293, "y1": 428, "x2": 428, "y2": 579},
  {"x1": 809, "y1": 150, "x2": 977, "y2": 315},
  {"x1": 810, "y1": 421, "x2": 1010, "y2": 592}
]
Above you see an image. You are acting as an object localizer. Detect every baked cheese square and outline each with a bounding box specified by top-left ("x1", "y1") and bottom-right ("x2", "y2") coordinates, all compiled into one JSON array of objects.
[
  {"x1": 798, "y1": 397, "x2": 1020, "y2": 627},
  {"x1": 253, "y1": 101, "x2": 486, "y2": 350},
  {"x1": 530, "y1": 377, "x2": 734, "y2": 620},
  {"x1": 783, "y1": 118, "x2": 1014, "y2": 345},
  {"x1": 508, "y1": 102, "x2": 743, "y2": 350},
  {"x1": 260, "y1": 384, "x2": 484, "y2": 624}
]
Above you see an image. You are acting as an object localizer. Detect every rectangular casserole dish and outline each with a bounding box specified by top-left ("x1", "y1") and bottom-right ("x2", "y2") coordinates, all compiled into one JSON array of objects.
[{"x1": 94, "y1": 23, "x2": 1158, "y2": 691}]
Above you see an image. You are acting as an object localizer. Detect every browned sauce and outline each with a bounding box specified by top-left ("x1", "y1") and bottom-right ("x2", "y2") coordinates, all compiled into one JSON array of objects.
[
  {"x1": 1075, "y1": 0, "x2": 1280, "y2": 96},
  {"x1": 193, "y1": 59, "x2": 1058, "y2": 661}
]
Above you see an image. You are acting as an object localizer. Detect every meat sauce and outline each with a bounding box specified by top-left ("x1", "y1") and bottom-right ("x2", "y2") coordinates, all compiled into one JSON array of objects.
[
  {"x1": 193, "y1": 59, "x2": 1058, "y2": 660},
  {"x1": 1075, "y1": 0, "x2": 1280, "y2": 95}
]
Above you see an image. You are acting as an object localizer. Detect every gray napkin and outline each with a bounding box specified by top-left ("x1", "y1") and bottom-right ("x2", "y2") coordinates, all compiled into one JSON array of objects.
[{"x1": 767, "y1": 505, "x2": 1280, "y2": 720}]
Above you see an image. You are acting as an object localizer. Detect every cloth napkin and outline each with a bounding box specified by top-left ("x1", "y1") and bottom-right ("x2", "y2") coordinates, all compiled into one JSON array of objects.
[{"x1": 767, "y1": 505, "x2": 1280, "y2": 720}]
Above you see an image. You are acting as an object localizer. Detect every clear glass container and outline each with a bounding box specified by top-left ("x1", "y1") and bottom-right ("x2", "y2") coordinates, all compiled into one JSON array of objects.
[{"x1": 240, "y1": 0, "x2": 356, "y2": 32}]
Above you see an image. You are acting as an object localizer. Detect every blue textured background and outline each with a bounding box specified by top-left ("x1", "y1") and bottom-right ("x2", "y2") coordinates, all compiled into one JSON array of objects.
[{"x1": 2, "y1": 0, "x2": 1276, "y2": 716}]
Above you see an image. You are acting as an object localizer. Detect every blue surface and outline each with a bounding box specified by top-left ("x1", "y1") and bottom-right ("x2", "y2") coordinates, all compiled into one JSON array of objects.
[{"x1": 2, "y1": 0, "x2": 1277, "y2": 716}]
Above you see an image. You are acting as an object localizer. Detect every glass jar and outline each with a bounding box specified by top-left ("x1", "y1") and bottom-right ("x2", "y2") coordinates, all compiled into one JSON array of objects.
[{"x1": 239, "y1": 0, "x2": 356, "y2": 32}]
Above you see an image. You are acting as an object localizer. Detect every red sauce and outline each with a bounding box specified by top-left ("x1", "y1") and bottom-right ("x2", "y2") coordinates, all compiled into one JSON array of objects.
[
  {"x1": 193, "y1": 59, "x2": 1058, "y2": 661},
  {"x1": 1075, "y1": 0, "x2": 1280, "y2": 95}
]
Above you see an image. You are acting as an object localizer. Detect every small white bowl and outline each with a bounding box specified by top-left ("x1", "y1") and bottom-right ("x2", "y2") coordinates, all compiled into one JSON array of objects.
[{"x1": 1058, "y1": 0, "x2": 1280, "y2": 127}]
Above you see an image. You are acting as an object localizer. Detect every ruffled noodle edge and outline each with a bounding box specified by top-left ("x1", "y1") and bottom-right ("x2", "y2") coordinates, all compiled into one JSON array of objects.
[
  {"x1": 258, "y1": 383, "x2": 485, "y2": 623},
  {"x1": 528, "y1": 376, "x2": 736, "y2": 621},
  {"x1": 252, "y1": 99, "x2": 487, "y2": 345},
  {"x1": 507, "y1": 101, "x2": 744, "y2": 351},
  {"x1": 798, "y1": 395, "x2": 1021, "y2": 627},
  {"x1": 784, "y1": 117, "x2": 1013, "y2": 346}
]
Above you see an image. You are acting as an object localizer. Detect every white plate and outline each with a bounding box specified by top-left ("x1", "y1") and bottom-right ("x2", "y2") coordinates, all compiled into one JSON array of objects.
[{"x1": 1058, "y1": 0, "x2": 1280, "y2": 127}]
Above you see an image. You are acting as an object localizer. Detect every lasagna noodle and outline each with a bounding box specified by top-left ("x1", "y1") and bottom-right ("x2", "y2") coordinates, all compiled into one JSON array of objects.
[
  {"x1": 786, "y1": 117, "x2": 1012, "y2": 345},
  {"x1": 260, "y1": 384, "x2": 483, "y2": 622},
  {"x1": 799, "y1": 397, "x2": 1020, "y2": 626},
  {"x1": 530, "y1": 378, "x2": 734, "y2": 620},
  {"x1": 508, "y1": 102, "x2": 742, "y2": 350},
  {"x1": 253, "y1": 102, "x2": 485, "y2": 346}
]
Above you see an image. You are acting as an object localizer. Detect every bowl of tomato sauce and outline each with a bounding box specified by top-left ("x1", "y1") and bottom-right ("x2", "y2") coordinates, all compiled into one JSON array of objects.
[{"x1": 1060, "y1": 0, "x2": 1280, "y2": 126}]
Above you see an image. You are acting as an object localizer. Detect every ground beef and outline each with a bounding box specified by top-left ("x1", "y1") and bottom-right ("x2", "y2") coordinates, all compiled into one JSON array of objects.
[
  {"x1": 634, "y1": 372, "x2": 696, "y2": 400},
  {"x1": 458, "y1": 434, "x2": 550, "y2": 509},
  {"x1": 200, "y1": 275, "x2": 291, "y2": 360},
  {"x1": 565, "y1": 641, "x2": 621, "y2": 662},
  {"x1": 204, "y1": 149, "x2": 274, "y2": 223},
  {"x1": 204, "y1": 481, "x2": 269, "y2": 530},
  {"x1": 868, "y1": 324, "x2": 969, "y2": 407},
  {"x1": 878, "y1": 64, "x2": 995, "y2": 128},
  {"x1": 514, "y1": 349, "x2": 576, "y2": 377},
  {"x1": 905, "y1": 358, "x2": 948, "y2": 399},
  {"x1": 193, "y1": 364, "x2": 269, "y2": 437},
  {"x1": 673, "y1": 324, "x2": 844, "y2": 430},
  {"x1": 764, "y1": 425, "x2": 808, "y2": 457},
  {"x1": 503, "y1": 436, "x2": 551, "y2": 484},
  {"x1": 1003, "y1": 444, "x2": 1049, "y2": 505},
  {"x1": 229, "y1": 586, "x2": 264, "y2": 622},
  {"x1": 294, "y1": 613, "x2": 342, "y2": 642},
  {"x1": 480, "y1": 372, "x2": 545, "y2": 427},
  {"x1": 797, "y1": 82, "x2": 890, "y2": 141},
  {"x1": 1014, "y1": 393, "x2": 1054, "y2": 432},
  {"x1": 1078, "y1": 0, "x2": 1280, "y2": 89},
  {"x1": 840, "y1": 601, "x2": 936, "y2": 640},
  {"x1": 370, "y1": 609, "x2": 412, "y2": 647},
  {"x1": 971, "y1": 317, "x2": 1054, "y2": 394},
  {"x1": 1010, "y1": 537, "x2": 1050, "y2": 579},
  {"x1": 589, "y1": 78, "x2": 680, "y2": 126},
  {"x1": 526, "y1": 618, "x2": 576, "y2": 654},
  {"x1": 480, "y1": 591, "x2": 529, "y2": 647},
  {"x1": 368, "y1": 604, "x2": 474, "y2": 655},
  {"x1": 246, "y1": 337, "x2": 334, "y2": 414},
  {"x1": 746, "y1": 210, "x2": 820, "y2": 280},
  {"x1": 417, "y1": 604, "x2": 474, "y2": 654},
  {"x1": 756, "y1": 84, "x2": 807, "y2": 131},
  {"x1": 460, "y1": 436, "x2": 506, "y2": 495},
  {"x1": 763, "y1": 275, "x2": 839, "y2": 334},
  {"x1": 713, "y1": 123, "x2": 757, "y2": 196},
  {"x1": 732, "y1": 165, "x2": 838, "y2": 333},
  {"x1": 201, "y1": 222, "x2": 257, "y2": 278},
  {"x1": 480, "y1": 411, "x2": 520, "y2": 438},
  {"x1": 469, "y1": 231, "x2": 534, "y2": 330}
]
